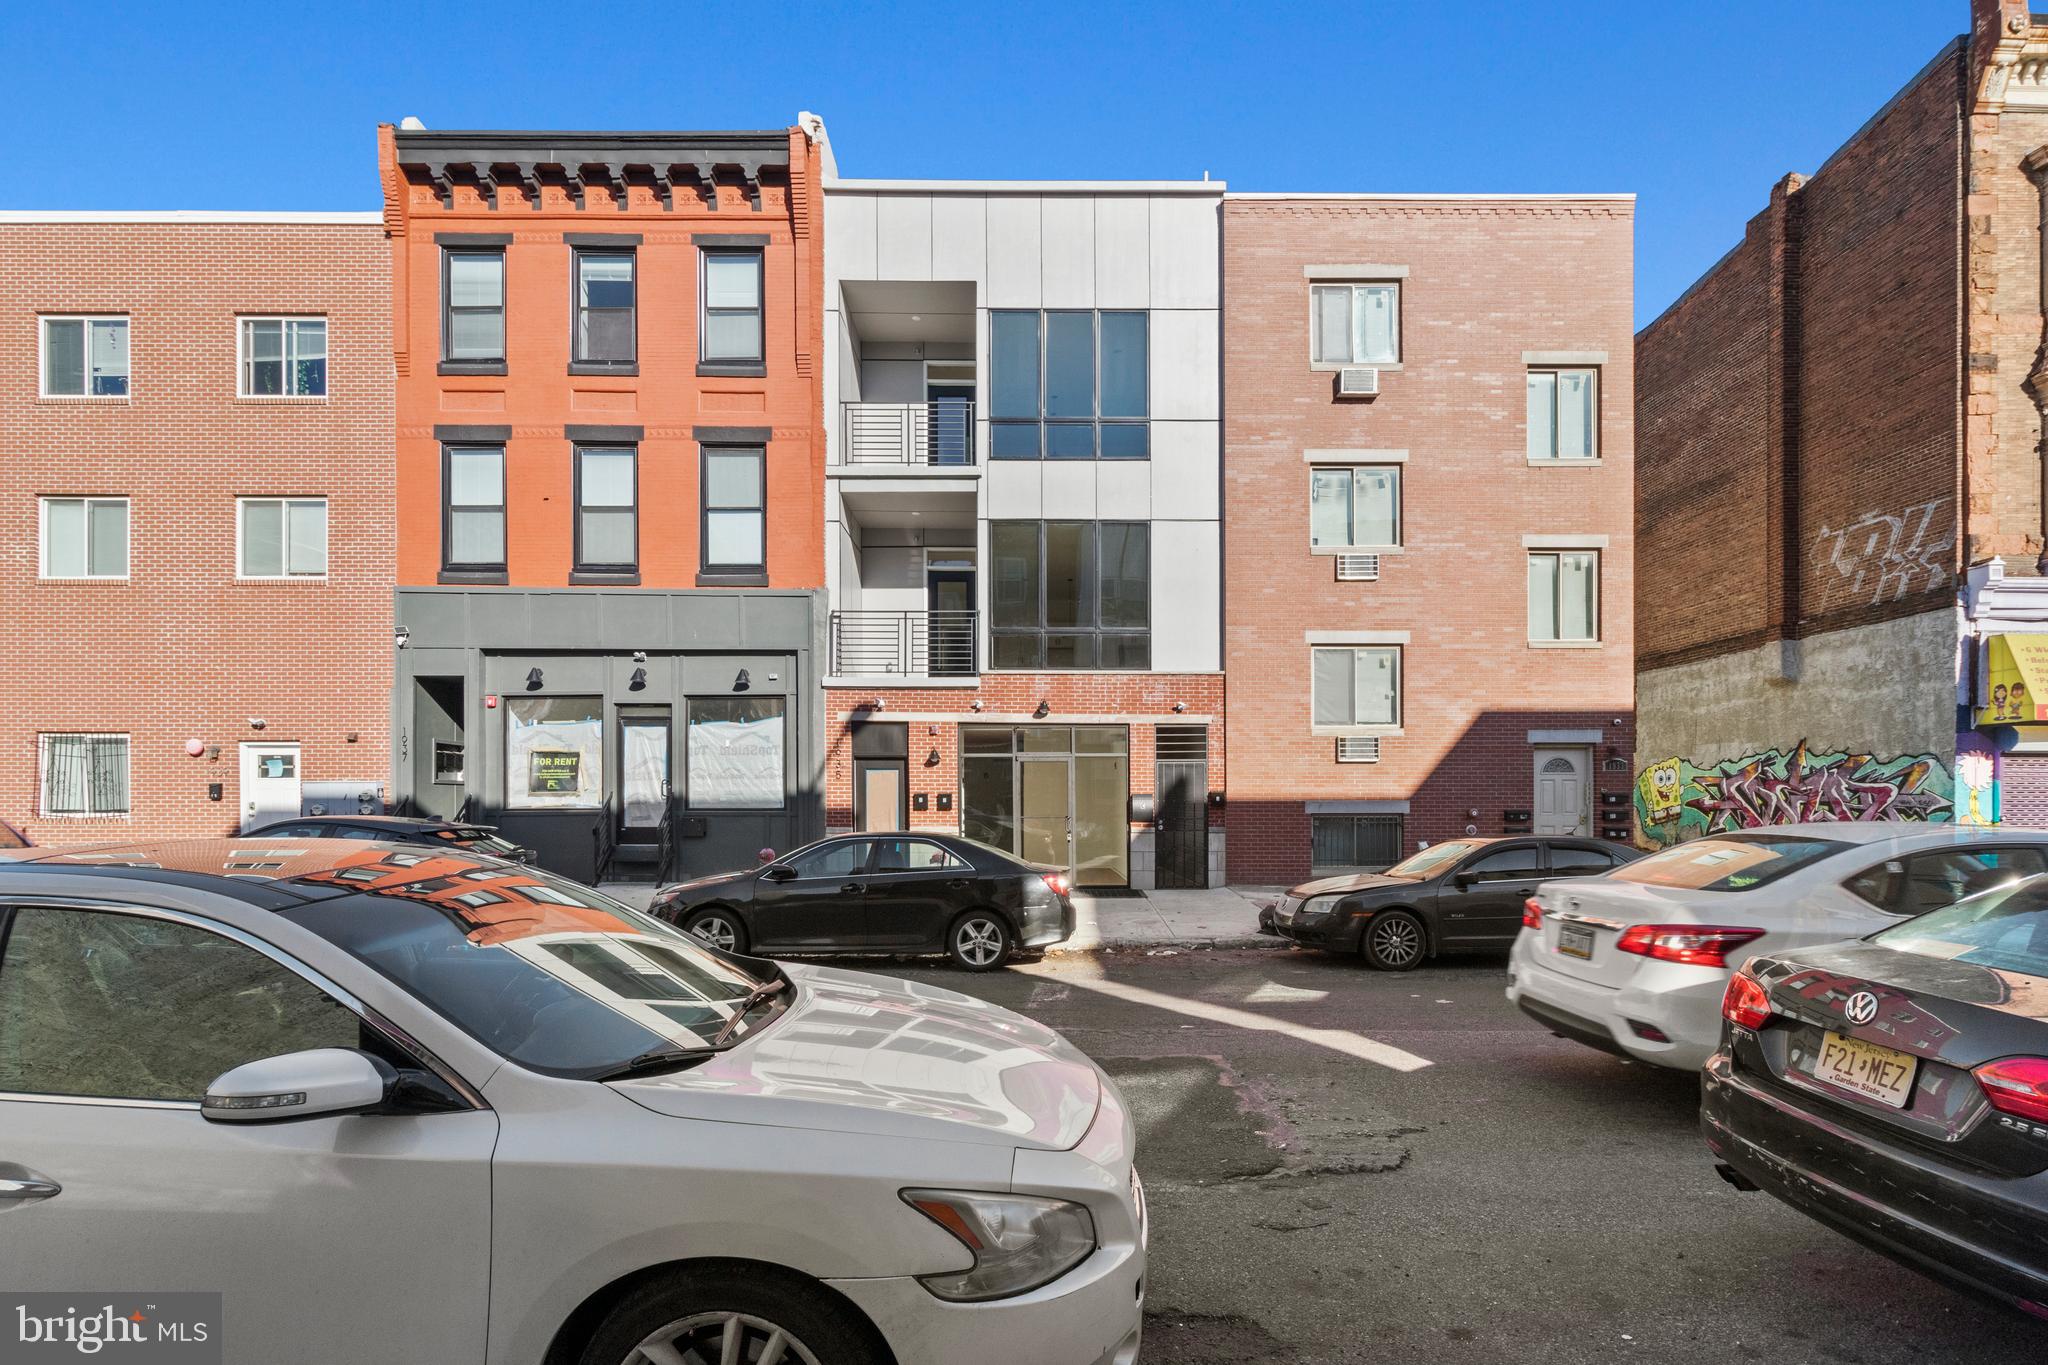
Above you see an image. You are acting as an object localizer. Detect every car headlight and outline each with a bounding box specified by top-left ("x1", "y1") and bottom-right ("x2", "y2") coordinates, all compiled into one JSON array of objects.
[
  {"x1": 901, "y1": 1189, "x2": 1097, "y2": 1301},
  {"x1": 1297, "y1": 894, "x2": 1346, "y2": 919}
]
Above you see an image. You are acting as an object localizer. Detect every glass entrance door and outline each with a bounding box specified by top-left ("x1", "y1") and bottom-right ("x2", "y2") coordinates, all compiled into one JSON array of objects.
[
  {"x1": 619, "y1": 712, "x2": 671, "y2": 837},
  {"x1": 1019, "y1": 757, "x2": 1071, "y2": 871},
  {"x1": 961, "y1": 726, "x2": 1130, "y2": 886}
]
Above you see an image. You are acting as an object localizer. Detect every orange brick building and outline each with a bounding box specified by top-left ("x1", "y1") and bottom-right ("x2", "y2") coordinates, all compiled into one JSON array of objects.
[
  {"x1": 1222, "y1": 195, "x2": 1638, "y2": 882},
  {"x1": 378, "y1": 123, "x2": 829, "y2": 881},
  {"x1": 0, "y1": 212, "x2": 395, "y2": 844}
]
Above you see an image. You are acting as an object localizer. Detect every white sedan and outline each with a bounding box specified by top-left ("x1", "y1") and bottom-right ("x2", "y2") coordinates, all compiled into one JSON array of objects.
[{"x1": 1507, "y1": 823, "x2": 2048, "y2": 1071}]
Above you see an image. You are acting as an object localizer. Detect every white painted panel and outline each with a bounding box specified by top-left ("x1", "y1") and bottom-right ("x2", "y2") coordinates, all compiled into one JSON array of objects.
[
  {"x1": 1095, "y1": 197, "x2": 1150, "y2": 308},
  {"x1": 1148, "y1": 196, "x2": 1220, "y2": 309},
  {"x1": 1151, "y1": 520, "x2": 1221, "y2": 672},
  {"x1": 1149, "y1": 421, "x2": 1218, "y2": 520},
  {"x1": 859, "y1": 545, "x2": 926, "y2": 613},
  {"x1": 1150, "y1": 310, "x2": 1220, "y2": 420},
  {"x1": 986, "y1": 197, "x2": 1042, "y2": 308},
  {"x1": 1040, "y1": 198, "x2": 1095, "y2": 308},
  {"x1": 1041, "y1": 460, "x2": 1097, "y2": 519},
  {"x1": 827, "y1": 193, "x2": 878, "y2": 283},
  {"x1": 931, "y1": 196, "x2": 988, "y2": 283},
  {"x1": 1096, "y1": 458, "x2": 1152, "y2": 519},
  {"x1": 875, "y1": 195, "x2": 934, "y2": 281},
  {"x1": 986, "y1": 459, "x2": 1042, "y2": 518},
  {"x1": 859, "y1": 360, "x2": 925, "y2": 403}
]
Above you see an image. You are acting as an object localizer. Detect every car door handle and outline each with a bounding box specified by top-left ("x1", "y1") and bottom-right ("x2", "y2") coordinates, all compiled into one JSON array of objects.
[
  {"x1": 840, "y1": 882, "x2": 865, "y2": 895},
  {"x1": 0, "y1": 1167, "x2": 60, "y2": 1203}
]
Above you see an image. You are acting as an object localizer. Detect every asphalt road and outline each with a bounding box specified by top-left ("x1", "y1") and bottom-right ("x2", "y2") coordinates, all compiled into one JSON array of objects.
[{"x1": 885, "y1": 945, "x2": 2044, "y2": 1365}]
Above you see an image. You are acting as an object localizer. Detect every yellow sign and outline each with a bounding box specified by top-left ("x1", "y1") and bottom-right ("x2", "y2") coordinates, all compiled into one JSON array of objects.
[
  {"x1": 529, "y1": 750, "x2": 583, "y2": 795},
  {"x1": 1979, "y1": 635, "x2": 2048, "y2": 726}
]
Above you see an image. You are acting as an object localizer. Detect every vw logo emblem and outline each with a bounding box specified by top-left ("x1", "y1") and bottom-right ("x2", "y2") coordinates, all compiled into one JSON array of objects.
[{"x1": 1844, "y1": 991, "x2": 1879, "y2": 1026}]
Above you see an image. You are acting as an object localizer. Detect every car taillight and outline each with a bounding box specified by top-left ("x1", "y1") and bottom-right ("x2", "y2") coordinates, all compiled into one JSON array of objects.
[
  {"x1": 1974, "y1": 1057, "x2": 2048, "y2": 1123},
  {"x1": 1522, "y1": 897, "x2": 1544, "y2": 931},
  {"x1": 1617, "y1": 924, "x2": 1766, "y2": 968},
  {"x1": 1041, "y1": 872, "x2": 1070, "y2": 898},
  {"x1": 1721, "y1": 972, "x2": 1773, "y2": 1031}
]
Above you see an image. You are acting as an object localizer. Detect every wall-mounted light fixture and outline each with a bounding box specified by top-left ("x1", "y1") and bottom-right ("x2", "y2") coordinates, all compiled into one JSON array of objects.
[
  {"x1": 735, "y1": 668, "x2": 752, "y2": 691},
  {"x1": 870, "y1": 697, "x2": 886, "y2": 712},
  {"x1": 1171, "y1": 701, "x2": 1188, "y2": 714},
  {"x1": 525, "y1": 667, "x2": 544, "y2": 690},
  {"x1": 1033, "y1": 700, "x2": 1050, "y2": 719},
  {"x1": 394, "y1": 626, "x2": 410, "y2": 649},
  {"x1": 970, "y1": 699, "x2": 984, "y2": 712},
  {"x1": 206, "y1": 745, "x2": 221, "y2": 761},
  {"x1": 346, "y1": 732, "x2": 359, "y2": 744},
  {"x1": 248, "y1": 717, "x2": 266, "y2": 730},
  {"x1": 632, "y1": 650, "x2": 647, "y2": 664},
  {"x1": 925, "y1": 748, "x2": 942, "y2": 767},
  {"x1": 629, "y1": 667, "x2": 648, "y2": 690}
]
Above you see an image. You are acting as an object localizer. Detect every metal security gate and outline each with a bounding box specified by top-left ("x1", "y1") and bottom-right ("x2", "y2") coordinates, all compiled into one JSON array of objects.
[{"x1": 1155, "y1": 726, "x2": 1209, "y2": 889}]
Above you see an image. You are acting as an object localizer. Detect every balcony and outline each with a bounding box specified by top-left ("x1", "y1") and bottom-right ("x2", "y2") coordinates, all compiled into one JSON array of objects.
[
  {"x1": 838, "y1": 401, "x2": 977, "y2": 468},
  {"x1": 830, "y1": 609, "x2": 979, "y2": 678}
]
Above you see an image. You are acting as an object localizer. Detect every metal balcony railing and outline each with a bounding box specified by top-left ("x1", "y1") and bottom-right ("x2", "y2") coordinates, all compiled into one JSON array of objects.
[
  {"x1": 830, "y1": 610, "x2": 979, "y2": 676},
  {"x1": 839, "y1": 401, "x2": 977, "y2": 467}
]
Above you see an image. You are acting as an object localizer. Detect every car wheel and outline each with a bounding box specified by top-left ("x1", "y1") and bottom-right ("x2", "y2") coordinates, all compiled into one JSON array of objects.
[
  {"x1": 1360, "y1": 909, "x2": 1426, "y2": 972},
  {"x1": 949, "y1": 911, "x2": 1013, "y2": 971},
  {"x1": 579, "y1": 1266, "x2": 881, "y2": 1365},
  {"x1": 683, "y1": 909, "x2": 747, "y2": 955}
]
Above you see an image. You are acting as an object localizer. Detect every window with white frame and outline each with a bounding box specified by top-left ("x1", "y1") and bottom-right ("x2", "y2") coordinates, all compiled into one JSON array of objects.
[
  {"x1": 238, "y1": 498, "x2": 328, "y2": 578},
  {"x1": 40, "y1": 497, "x2": 129, "y2": 579},
  {"x1": 1527, "y1": 368, "x2": 1597, "y2": 460},
  {"x1": 1309, "y1": 466, "x2": 1400, "y2": 548},
  {"x1": 40, "y1": 733, "x2": 130, "y2": 816},
  {"x1": 40, "y1": 316, "x2": 129, "y2": 397},
  {"x1": 1528, "y1": 550, "x2": 1599, "y2": 641},
  {"x1": 1310, "y1": 284, "x2": 1399, "y2": 365},
  {"x1": 239, "y1": 317, "x2": 327, "y2": 397},
  {"x1": 1312, "y1": 647, "x2": 1401, "y2": 728}
]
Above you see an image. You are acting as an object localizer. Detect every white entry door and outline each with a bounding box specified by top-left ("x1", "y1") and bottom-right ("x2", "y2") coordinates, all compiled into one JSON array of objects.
[
  {"x1": 239, "y1": 742, "x2": 303, "y2": 831},
  {"x1": 1533, "y1": 748, "x2": 1590, "y2": 835}
]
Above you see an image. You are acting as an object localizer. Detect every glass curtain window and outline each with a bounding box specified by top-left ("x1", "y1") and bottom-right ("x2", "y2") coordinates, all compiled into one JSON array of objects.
[
  {"x1": 240, "y1": 318, "x2": 327, "y2": 396},
  {"x1": 575, "y1": 251, "x2": 636, "y2": 363},
  {"x1": 40, "y1": 735, "x2": 129, "y2": 815},
  {"x1": 1308, "y1": 467, "x2": 1399, "y2": 548},
  {"x1": 990, "y1": 311, "x2": 1149, "y2": 458},
  {"x1": 701, "y1": 250, "x2": 763, "y2": 362},
  {"x1": 575, "y1": 448, "x2": 637, "y2": 571},
  {"x1": 1310, "y1": 285, "x2": 1398, "y2": 364},
  {"x1": 989, "y1": 521, "x2": 1149, "y2": 669},
  {"x1": 1527, "y1": 369, "x2": 1597, "y2": 460},
  {"x1": 703, "y1": 448, "x2": 765, "y2": 570},
  {"x1": 687, "y1": 697, "x2": 785, "y2": 809},
  {"x1": 239, "y1": 499, "x2": 328, "y2": 577},
  {"x1": 1529, "y1": 551, "x2": 1598, "y2": 641},
  {"x1": 445, "y1": 447, "x2": 506, "y2": 569},
  {"x1": 445, "y1": 251, "x2": 506, "y2": 361},
  {"x1": 1311, "y1": 647, "x2": 1400, "y2": 727},
  {"x1": 40, "y1": 497, "x2": 127, "y2": 578},
  {"x1": 506, "y1": 696, "x2": 603, "y2": 809},
  {"x1": 41, "y1": 317, "x2": 129, "y2": 396}
]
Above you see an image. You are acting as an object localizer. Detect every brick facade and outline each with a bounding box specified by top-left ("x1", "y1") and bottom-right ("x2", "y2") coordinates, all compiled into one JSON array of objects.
[{"x1": 0, "y1": 217, "x2": 394, "y2": 842}]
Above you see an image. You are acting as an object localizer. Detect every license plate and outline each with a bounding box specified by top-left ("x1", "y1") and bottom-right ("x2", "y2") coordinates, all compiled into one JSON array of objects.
[
  {"x1": 1557, "y1": 923, "x2": 1596, "y2": 960},
  {"x1": 1813, "y1": 1031, "x2": 1918, "y2": 1109}
]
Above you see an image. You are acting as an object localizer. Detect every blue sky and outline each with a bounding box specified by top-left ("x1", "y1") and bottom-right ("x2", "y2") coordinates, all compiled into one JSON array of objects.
[{"x1": 3, "y1": 0, "x2": 1969, "y2": 326}]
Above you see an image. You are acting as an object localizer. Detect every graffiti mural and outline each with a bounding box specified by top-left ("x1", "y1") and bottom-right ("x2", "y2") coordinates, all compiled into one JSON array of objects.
[
  {"x1": 1812, "y1": 496, "x2": 1953, "y2": 608},
  {"x1": 1634, "y1": 741, "x2": 1954, "y2": 848}
]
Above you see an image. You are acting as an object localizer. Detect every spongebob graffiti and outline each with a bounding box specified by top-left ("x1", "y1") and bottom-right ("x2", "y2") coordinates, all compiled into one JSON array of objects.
[{"x1": 1635, "y1": 741, "x2": 1954, "y2": 848}]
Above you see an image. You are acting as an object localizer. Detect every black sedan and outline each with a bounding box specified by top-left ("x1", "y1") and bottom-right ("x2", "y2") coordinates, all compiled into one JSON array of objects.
[
  {"x1": 1703, "y1": 875, "x2": 2048, "y2": 1317},
  {"x1": 1258, "y1": 835, "x2": 1643, "y2": 970},
  {"x1": 242, "y1": 813, "x2": 535, "y2": 864},
  {"x1": 651, "y1": 832, "x2": 1074, "y2": 971}
]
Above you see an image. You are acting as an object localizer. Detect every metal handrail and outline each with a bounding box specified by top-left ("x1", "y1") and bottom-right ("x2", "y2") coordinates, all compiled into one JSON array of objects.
[
  {"x1": 839, "y1": 401, "x2": 977, "y2": 466},
  {"x1": 655, "y1": 789, "x2": 677, "y2": 885},
  {"x1": 593, "y1": 791, "x2": 619, "y2": 884},
  {"x1": 830, "y1": 609, "x2": 978, "y2": 676}
]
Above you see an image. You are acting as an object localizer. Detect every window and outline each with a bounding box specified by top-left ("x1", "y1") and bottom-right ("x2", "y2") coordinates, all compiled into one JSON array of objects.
[
  {"x1": 1311, "y1": 814, "x2": 1404, "y2": 871},
  {"x1": 443, "y1": 249, "x2": 505, "y2": 363},
  {"x1": 238, "y1": 317, "x2": 327, "y2": 397},
  {"x1": 700, "y1": 248, "x2": 763, "y2": 366},
  {"x1": 991, "y1": 521, "x2": 1151, "y2": 669},
  {"x1": 1310, "y1": 284, "x2": 1398, "y2": 365},
  {"x1": 1528, "y1": 368, "x2": 1597, "y2": 460},
  {"x1": 444, "y1": 447, "x2": 506, "y2": 573},
  {"x1": 39, "y1": 497, "x2": 127, "y2": 579},
  {"x1": 237, "y1": 498, "x2": 328, "y2": 578},
  {"x1": 0, "y1": 907, "x2": 361, "y2": 1101},
  {"x1": 871, "y1": 839, "x2": 971, "y2": 872},
  {"x1": 506, "y1": 696, "x2": 602, "y2": 809},
  {"x1": 1845, "y1": 847, "x2": 2048, "y2": 917},
  {"x1": 40, "y1": 316, "x2": 129, "y2": 397},
  {"x1": 1529, "y1": 551, "x2": 1599, "y2": 642},
  {"x1": 1875, "y1": 879, "x2": 2048, "y2": 978},
  {"x1": 1550, "y1": 845, "x2": 1620, "y2": 875},
  {"x1": 990, "y1": 310, "x2": 1149, "y2": 458},
  {"x1": 1611, "y1": 835, "x2": 1849, "y2": 893},
  {"x1": 785, "y1": 839, "x2": 871, "y2": 880},
  {"x1": 702, "y1": 447, "x2": 765, "y2": 573},
  {"x1": 1311, "y1": 647, "x2": 1400, "y2": 728},
  {"x1": 433, "y1": 742, "x2": 465, "y2": 785},
  {"x1": 1462, "y1": 846, "x2": 1542, "y2": 881},
  {"x1": 1309, "y1": 467, "x2": 1400, "y2": 548},
  {"x1": 38, "y1": 734, "x2": 130, "y2": 816},
  {"x1": 687, "y1": 696, "x2": 786, "y2": 810},
  {"x1": 573, "y1": 249, "x2": 636, "y2": 365},
  {"x1": 574, "y1": 447, "x2": 637, "y2": 574}
]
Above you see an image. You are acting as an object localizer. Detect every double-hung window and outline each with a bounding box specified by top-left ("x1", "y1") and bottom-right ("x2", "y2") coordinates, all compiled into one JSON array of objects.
[
  {"x1": 990, "y1": 310, "x2": 1148, "y2": 458},
  {"x1": 443, "y1": 248, "x2": 506, "y2": 366},
  {"x1": 443, "y1": 447, "x2": 507, "y2": 575},
  {"x1": 1311, "y1": 647, "x2": 1401, "y2": 729},
  {"x1": 991, "y1": 521, "x2": 1150, "y2": 669},
  {"x1": 238, "y1": 317, "x2": 327, "y2": 396},
  {"x1": 1527, "y1": 368, "x2": 1598, "y2": 461},
  {"x1": 1528, "y1": 550, "x2": 1599, "y2": 642},
  {"x1": 39, "y1": 734, "x2": 130, "y2": 816},
  {"x1": 237, "y1": 498, "x2": 328, "y2": 578},
  {"x1": 1310, "y1": 284, "x2": 1399, "y2": 365},
  {"x1": 40, "y1": 316, "x2": 129, "y2": 397},
  {"x1": 39, "y1": 497, "x2": 128, "y2": 579},
  {"x1": 700, "y1": 248, "x2": 764, "y2": 369},
  {"x1": 573, "y1": 249, "x2": 636, "y2": 367},
  {"x1": 702, "y1": 447, "x2": 766, "y2": 574},
  {"x1": 1309, "y1": 467, "x2": 1400, "y2": 549},
  {"x1": 574, "y1": 446, "x2": 638, "y2": 575}
]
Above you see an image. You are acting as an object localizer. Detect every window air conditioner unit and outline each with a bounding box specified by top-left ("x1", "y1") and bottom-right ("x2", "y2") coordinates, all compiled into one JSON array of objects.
[
  {"x1": 1335, "y1": 553, "x2": 1380, "y2": 582},
  {"x1": 1337, "y1": 367, "x2": 1379, "y2": 397},
  {"x1": 1336, "y1": 736, "x2": 1382, "y2": 763}
]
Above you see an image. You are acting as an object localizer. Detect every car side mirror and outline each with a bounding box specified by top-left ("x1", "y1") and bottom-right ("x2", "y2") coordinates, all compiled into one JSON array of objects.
[
  {"x1": 1453, "y1": 870, "x2": 1479, "y2": 888},
  {"x1": 202, "y1": 1048, "x2": 394, "y2": 1124},
  {"x1": 761, "y1": 864, "x2": 796, "y2": 883}
]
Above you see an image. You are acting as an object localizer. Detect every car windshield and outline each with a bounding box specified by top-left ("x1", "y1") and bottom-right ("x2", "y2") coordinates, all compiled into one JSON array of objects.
[
  {"x1": 433, "y1": 827, "x2": 525, "y2": 857},
  {"x1": 1383, "y1": 842, "x2": 1481, "y2": 880},
  {"x1": 1608, "y1": 834, "x2": 1847, "y2": 892},
  {"x1": 278, "y1": 860, "x2": 781, "y2": 1079},
  {"x1": 1873, "y1": 877, "x2": 2048, "y2": 978}
]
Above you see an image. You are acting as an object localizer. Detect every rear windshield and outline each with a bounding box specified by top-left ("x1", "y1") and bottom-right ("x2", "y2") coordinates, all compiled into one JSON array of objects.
[
  {"x1": 1874, "y1": 878, "x2": 2048, "y2": 979},
  {"x1": 1608, "y1": 835, "x2": 1847, "y2": 893}
]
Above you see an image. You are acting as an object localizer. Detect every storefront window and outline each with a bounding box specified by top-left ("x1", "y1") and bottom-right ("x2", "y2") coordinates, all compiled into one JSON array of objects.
[
  {"x1": 507, "y1": 697, "x2": 603, "y2": 809},
  {"x1": 957, "y1": 726, "x2": 1130, "y2": 887},
  {"x1": 688, "y1": 697, "x2": 786, "y2": 810}
]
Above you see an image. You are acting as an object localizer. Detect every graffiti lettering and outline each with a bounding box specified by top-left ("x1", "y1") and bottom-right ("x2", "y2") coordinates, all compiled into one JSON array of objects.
[
  {"x1": 1813, "y1": 498, "x2": 1953, "y2": 607},
  {"x1": 1635, "y1": 742, "x2": 1954, "y2": 848}
]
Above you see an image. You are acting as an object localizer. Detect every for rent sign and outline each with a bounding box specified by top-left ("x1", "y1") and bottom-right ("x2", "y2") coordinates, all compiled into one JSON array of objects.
[{"x1": 528, "y1": 749, "x2": 582, "y2": 795}]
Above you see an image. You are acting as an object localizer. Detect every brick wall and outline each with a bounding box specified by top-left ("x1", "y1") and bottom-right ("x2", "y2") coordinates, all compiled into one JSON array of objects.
[{"x1": 0, "y1": 220, "x2": 394, "y2": 841}]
